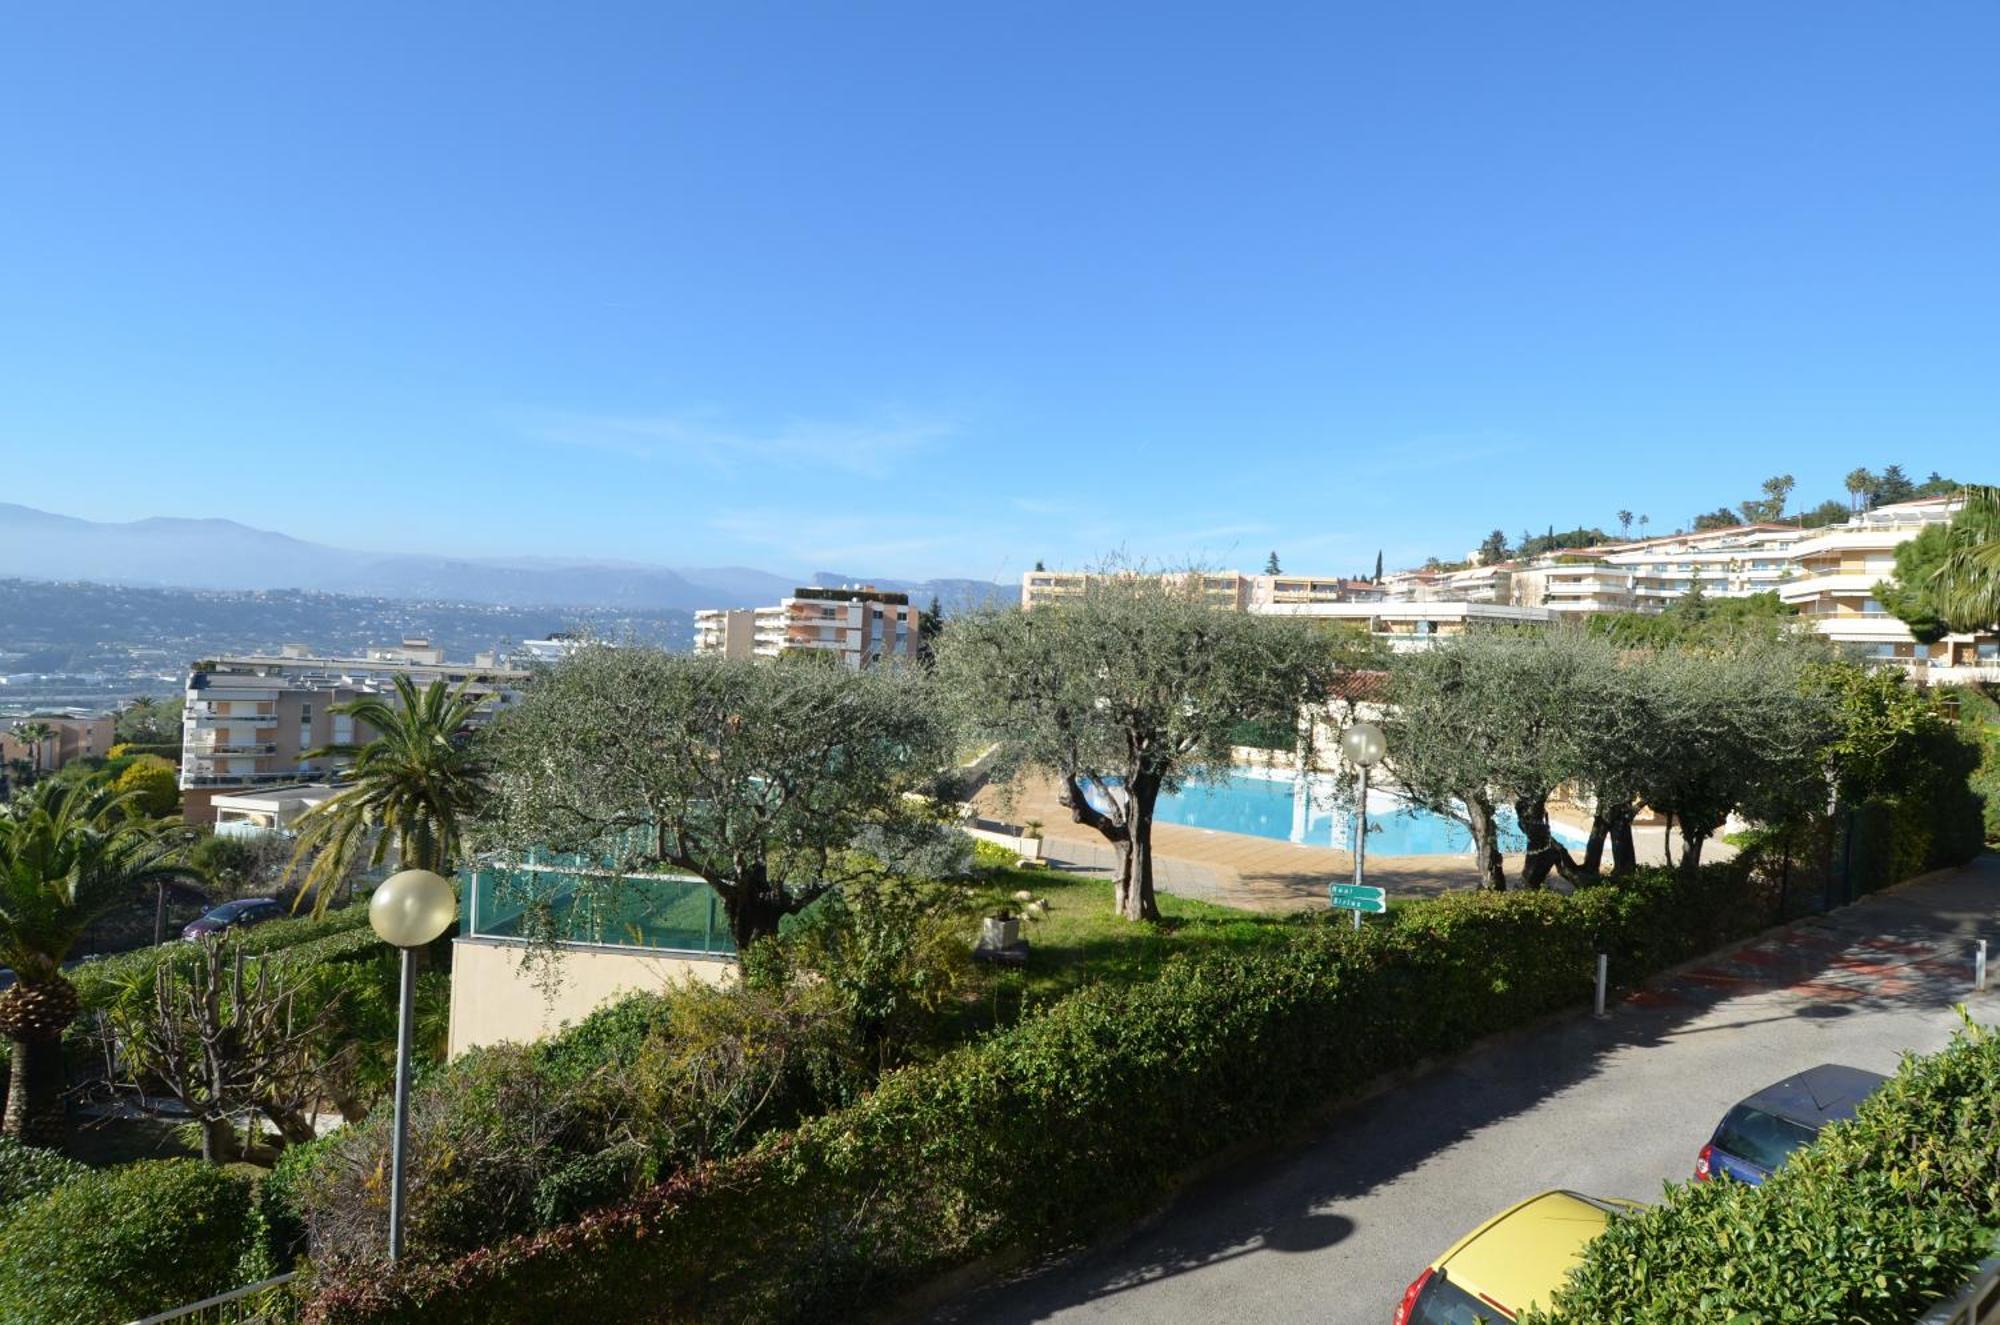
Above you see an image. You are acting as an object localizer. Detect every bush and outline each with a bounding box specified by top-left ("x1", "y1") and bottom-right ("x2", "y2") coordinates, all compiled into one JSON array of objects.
[
  {"x1": 113, "y1": 754, "x2": 180, "y2": 817},
  {"x1": 0, "y1": 1138, "x2": 85, "y2": 1216},
  {"x1": 296, "y1": 976, "x2": 862, "y2": 1268},
  {"x1": 1526, "y1": 1018, "x2": 2000, "y2": 1323},
  {"x1": 0, "y1": 1159, "x2": 257, "y2": 1324},
  {"x1": 304, "y1": 864, "x2": 1777, "y2": 1323},
  {"x1": 69, "y1": 904, "x2": 375, "y2": 1014}
]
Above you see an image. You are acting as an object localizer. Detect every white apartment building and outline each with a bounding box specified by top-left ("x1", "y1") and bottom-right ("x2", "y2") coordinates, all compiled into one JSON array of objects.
[
  {"x1": 179, "y1": 639, "x2": 528, "y2": 824},
  {"x1": 1020, "y1": 568, "x2": 1545, "y2": 649},
  {"x1": 1507, "y1": 524, "x2": 1806, "y2": 616},
  {"x1": 1778, "y1": 497, "x2": 2000, "y2": 682},
  {"x1": 1257, "y1": 599, "x2": 1553, "y2": 651},
  {"x1": 694, "y1": 587, "x2": 921, "y2": 669}
]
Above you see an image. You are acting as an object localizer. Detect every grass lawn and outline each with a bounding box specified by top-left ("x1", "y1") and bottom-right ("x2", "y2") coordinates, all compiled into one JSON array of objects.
[{"x1": 958, "y1": 865, "x2": 1301, "y2": 1017}]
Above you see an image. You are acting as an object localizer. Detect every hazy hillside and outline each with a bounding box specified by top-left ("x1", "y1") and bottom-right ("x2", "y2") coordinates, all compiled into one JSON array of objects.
[{"x1": 0, "y1": 504, "x2": 1008, "y2": 612}]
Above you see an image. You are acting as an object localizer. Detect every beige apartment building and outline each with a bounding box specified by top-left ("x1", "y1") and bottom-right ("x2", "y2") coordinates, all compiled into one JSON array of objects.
[
  {"x1": 1022, "y1": 569, "x2": 1386, "y2": 612},
  {"x1": 0, "y1": 713, "x2": 117, "y2": 775},
  {"x1": 179, "y1": 639, "x2": 528, "y2": 824},
  {"x1": 694, "y1": 586, "x2": 921, "y2": 669},
  {"x1": 1778, "y1": 496, "x2": 2000, "y2": 682}
]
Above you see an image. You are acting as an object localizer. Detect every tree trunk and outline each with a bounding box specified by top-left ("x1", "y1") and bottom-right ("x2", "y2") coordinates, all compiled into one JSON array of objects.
[
  {"x1": 4, "y1": 1036, "x2": 67, "y2": 1150},
  {"x1": 1679, "y1": 825, "x2": 1708, "y2": 873},
  {"x1": 1515, "y1": 794, "x2": 1575, "y2": 889},
  {"x1": 1582, "y1": 817, "x2": 1609, "y2": 877},
  {"x1": 1115, "y1": 772, "x2": 1163, "y2": 922},
  {"x1": 200, "y1": 1116, "x2": 243, "y2": 1164},
  {"x1": 1465, "y1": 793, "x2": 1507, "y2": 890},
  {"x1": 1609, "y1": 814, "x2": 1638, "y2": 876},
  {"x1": 724, "y1": 871, "x2": 788, "y2": 952}
]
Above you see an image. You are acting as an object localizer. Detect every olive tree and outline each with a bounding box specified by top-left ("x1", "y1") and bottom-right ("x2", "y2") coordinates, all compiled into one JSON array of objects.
[
  {"x1": 1384, "y1": 629, "x2": 1616, "y2": 889},
  {"x1": 934, "y1": 573, "x2": 1356, "y2": 921},
  {"x1": 479, "y1": 646, "x2": 953, "y2": 951},
  {"x1": 1629, "y1": 643, "x2": 1829, "y2": 871}
]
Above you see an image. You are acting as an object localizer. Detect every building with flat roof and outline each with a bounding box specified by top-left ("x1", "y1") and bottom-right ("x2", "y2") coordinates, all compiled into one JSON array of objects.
[
  {"x1": 0, "y1": 713, "x2": 117, "y2": 780},
  {"x1": 179, "y1": 639, "x2": 528, "y2": 824},
  {"x1": 694, "y1": 587, "x2": 921, "y2": 669},
  {"x1": 1776, "y1": 497, "x2": 2000, "y2": 683}
]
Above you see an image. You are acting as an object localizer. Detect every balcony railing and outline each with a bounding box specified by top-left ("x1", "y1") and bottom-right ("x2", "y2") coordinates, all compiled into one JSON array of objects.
[{"x1": 465, "y1": 857, "x2": 734, "y2": 957}]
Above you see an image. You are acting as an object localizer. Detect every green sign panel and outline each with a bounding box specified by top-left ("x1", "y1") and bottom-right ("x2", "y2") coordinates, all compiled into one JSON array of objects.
[{"x1": 1329, "y1": 884, "x2": 1386, "y2": 913}]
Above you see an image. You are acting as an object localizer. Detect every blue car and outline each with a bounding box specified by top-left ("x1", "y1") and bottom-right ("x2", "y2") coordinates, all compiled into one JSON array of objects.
[{"x1": 1696, "y1": 1063, "x2": 1887, "y2": 1185}]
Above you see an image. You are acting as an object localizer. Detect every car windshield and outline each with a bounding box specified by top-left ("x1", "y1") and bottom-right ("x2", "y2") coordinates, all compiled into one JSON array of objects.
[
  {"x1": 1714, "y1": 1105, "x2": 1820, "y2": 1171},
  {"x1": 1413, "y1": 1274, "x2": 1511, "y2": 1324}
]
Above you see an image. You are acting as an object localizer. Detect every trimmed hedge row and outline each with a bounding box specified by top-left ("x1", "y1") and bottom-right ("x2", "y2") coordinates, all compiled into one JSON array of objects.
[
  {"x1": 0, "y1": 1159, "x2": 259, "y2": 1325},
  {"x1": 1527, "y1": 1016, "x2": 2000, "y2": 1323},
  {"x1": 304, "y1": 863, "x2": 1773, "y2": 1324},
  {"x1": 68, "y1": 904, "x2": 375, "y2": 1011}
]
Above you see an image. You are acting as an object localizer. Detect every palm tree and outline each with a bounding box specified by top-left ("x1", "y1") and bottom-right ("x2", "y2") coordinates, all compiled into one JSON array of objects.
[
  {"x1": 1845, "y1": 467, "x2": 1876, "y2": 514},
  {"x1": 1639, "y1": 514, "x2": 1650, "y2": 537},
  {"x1": 0, "y1": 780, "x2": 203, "y2": 1147},
  {"x1": 285, "y1": 676, "x2": 492, "y2": 916},
  {"x1": 1931, "y1": 485, "x2": 2000, "y2": 632},
  {"x1": 1617, "y1": 510, "x2": 1633, "y2": 540},
  {"x1": 6, "y1": 723, "x2": 56, "y2": 785}
]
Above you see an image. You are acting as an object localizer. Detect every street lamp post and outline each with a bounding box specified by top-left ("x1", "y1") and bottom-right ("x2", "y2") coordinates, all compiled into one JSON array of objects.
[
  {"x1": 368, "y1": 868, "x2": 458, "y2": 1262},
  {"x1": 1340, "y1": 722, "x2": 1387, "y2": 931}
]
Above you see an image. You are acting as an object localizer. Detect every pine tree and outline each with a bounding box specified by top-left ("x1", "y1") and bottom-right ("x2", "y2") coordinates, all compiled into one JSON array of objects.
[
  {"x1": 1033, "y1": 559, "x2": 1046, "y2": 573},
  {"x1": 1264, "y1": 551, "x2": 1282, "y2": 575},
  {"x1": 1373, "y1": 550, "x2": 1384, "y2": 582}
]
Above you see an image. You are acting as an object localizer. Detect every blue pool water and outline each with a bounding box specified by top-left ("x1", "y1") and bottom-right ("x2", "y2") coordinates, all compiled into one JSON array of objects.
[{"x1": 1135, "y1": 771, "x2": 1589, "y2": 856}]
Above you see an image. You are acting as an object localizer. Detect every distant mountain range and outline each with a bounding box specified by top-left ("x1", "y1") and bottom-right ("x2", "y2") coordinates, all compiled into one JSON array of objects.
[{"x1": 0, "y1": 504, "x2": 1010, "y2": 612}]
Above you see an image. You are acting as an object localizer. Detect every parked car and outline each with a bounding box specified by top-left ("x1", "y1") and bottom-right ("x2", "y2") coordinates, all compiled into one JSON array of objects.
[
  {"x1": 1394, "y1": 1189, "x2": 1641, "y2": 1323},
  {"x1": 181, "y1": 897, "x2": 287, "y2": 941},
  {"x1": 1695, "y1": 1063, "x2": 1888, "y2": 1185}
]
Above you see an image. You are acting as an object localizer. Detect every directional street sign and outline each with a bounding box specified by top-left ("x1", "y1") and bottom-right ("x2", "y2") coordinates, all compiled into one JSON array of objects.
[{"x1": 1329, "y1": 883, "x2": 1386, "y2": 913}]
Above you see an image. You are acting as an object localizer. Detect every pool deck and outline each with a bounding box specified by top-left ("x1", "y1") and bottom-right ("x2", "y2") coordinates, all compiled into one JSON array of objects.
[{"x1": 976, "y1": 775, "x2": 1687, "y2": 914}]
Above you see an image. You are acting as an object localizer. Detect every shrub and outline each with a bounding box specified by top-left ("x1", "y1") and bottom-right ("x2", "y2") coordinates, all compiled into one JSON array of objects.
[
  {"x1": 1526, "y1": 1018, "x2": 2000, "y2": 1323},
  {"x1": 296, "y1": 976, "x2": 860, "y2": 1268},
  {"x1": 113, "y1": 754, "x2": 180, "y2": 817},
  {"x1": 0, "y1": 1159, "x2": 257, "y2": 1324},
  {"x1": 69, "y1": 904, "x2": 376, "y2": 1014},
  {"x1": 0, "y1": 1138, "x2": 85, "y2": 1216},
  {"x1": 304, "y1": 864, "x2": 1777, "y2": 1323}
]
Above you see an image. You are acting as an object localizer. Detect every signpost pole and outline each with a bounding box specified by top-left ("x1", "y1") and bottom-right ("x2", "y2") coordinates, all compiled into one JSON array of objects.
[{"x1": 1352, "y1": 764, "x2": 1369, "y2": 932}]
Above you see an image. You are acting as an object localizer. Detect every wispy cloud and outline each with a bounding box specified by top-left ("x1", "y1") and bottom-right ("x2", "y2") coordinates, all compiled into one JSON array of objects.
[{"x1": 518, "y1": 408, "x2": 955, "y2": 477}]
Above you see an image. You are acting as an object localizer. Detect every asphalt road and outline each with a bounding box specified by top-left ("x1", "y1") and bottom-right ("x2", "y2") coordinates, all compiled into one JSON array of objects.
[{"x1": 931, "y1": 855, "x2": 2000, "y2": 1325}]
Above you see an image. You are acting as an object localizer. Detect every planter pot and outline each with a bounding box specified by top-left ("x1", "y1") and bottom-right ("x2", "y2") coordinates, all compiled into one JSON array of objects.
[
  {"x1": 982, "y1": 916, "x2": 1021, "y2": 948},
  {"x1": 1017, "y1": 837, "x2": 1043, "y2": 862}
]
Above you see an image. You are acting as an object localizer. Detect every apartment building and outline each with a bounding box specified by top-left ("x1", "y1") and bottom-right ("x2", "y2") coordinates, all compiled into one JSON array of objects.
[
  {"x1": 1380, "y1": 563, "x2": 1513, "y2": 606},
  {"x1": 1256, "y1": 599, "x2": 1553, "y2": 651},
  {"x1": 179, "y1": 639, "x2": 528, "y2": 824},
  {"x1": 692, "y1": 609, "x2": 757, "y2": 659},
  {"x1": 0, "y1": 713, "x2": 117, "y2": 774},
  {"x1": 694, "y1": 587, "x2": 921, "y2": 669},
  {"x1": 1778, "y1": 497, "x2": 2000, "y2": 682},
  {"x1": 1021, "y1": 567, "x2": 1545, "y2": 648}
]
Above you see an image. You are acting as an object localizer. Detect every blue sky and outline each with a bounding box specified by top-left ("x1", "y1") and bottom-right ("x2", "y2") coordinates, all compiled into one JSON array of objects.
[{"x1": 3, "y1": 4, "x2": 1997, "y2": 581}]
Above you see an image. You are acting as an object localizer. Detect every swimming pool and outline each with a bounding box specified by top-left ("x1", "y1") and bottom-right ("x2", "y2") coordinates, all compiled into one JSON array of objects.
[{"x1": 1134, "y1": 769, "x2": 1588, "y2": 856}]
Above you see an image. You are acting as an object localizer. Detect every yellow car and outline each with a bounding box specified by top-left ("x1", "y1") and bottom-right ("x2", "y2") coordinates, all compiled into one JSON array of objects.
[{"x1": 1392, "y1": 1190, "x2": 1640, "y2": 1323}]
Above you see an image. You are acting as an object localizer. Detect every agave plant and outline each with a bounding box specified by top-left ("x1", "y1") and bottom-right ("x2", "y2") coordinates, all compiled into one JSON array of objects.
[
  {"x1": 0, "y1": 780, "x2": 204, "y2": 1148},
  {"x1": 285, "y1": 675, "x2": 493, "y2": 916}
]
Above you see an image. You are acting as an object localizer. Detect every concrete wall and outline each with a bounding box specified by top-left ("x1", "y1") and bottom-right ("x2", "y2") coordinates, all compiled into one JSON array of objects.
[{"x1": 448, "y1": 937, "x2": 735, "y2": 1057}]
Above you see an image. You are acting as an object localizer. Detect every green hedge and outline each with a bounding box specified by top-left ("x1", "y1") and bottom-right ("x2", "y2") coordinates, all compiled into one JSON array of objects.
[
  {"x1": 0, "y1": 1159, "x2": 258, "y2": 1325},
  {"x1": 1526, "y1": 1017, "x2": 2000, "y2": 1323},
  {"x1": 68, "y1": 904, "x2": 375, "y2": 1012},
  {"x1": 0, "y1": 1139, "x2": 85, "y2": 1217},
  {"x1": 303, "y1": 863, "x2": 1773, "y2": 1324}
]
